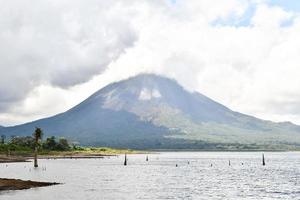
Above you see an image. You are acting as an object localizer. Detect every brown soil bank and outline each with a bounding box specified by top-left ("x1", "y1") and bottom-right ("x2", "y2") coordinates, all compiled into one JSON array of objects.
[
  {"x1": 0, "y1": 178, "x2": 60, "y2": 191},
  {"x1": 0, "y1": 156, "x2": 29, "y2": 163}
]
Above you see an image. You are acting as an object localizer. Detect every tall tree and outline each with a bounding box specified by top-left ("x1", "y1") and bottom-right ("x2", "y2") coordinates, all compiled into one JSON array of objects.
[{"x1": 33, "y1": 127, "x2": 43, "y2": 168}]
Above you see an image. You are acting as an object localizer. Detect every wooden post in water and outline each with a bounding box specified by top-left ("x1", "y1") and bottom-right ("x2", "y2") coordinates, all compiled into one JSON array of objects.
[
  {"x1": 262, "y1": 153, "x2": 265, "y2": 166},
  {"x1": 146, "y1": 155, "x2": 148, "y2": 162},
  {"x1": 34, "y1": 145, "x2": 38, "y2": 168},
  {"x1": 229, "y1": 160, "x2": 231, "y2": 166},
  {"x1": 124, "y1": 154, "x2": 127, "y2": 166}
]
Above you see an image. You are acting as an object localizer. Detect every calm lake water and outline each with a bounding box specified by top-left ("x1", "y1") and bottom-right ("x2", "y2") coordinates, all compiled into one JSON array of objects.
[{"x1": 1, "y1": 152, "x2": 300, "y2": 200}]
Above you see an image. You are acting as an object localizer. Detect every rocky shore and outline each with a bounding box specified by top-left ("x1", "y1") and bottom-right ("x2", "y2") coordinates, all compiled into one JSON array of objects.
[{"x1": 0, "y1": 178, "x2": 59, "y2": 191}]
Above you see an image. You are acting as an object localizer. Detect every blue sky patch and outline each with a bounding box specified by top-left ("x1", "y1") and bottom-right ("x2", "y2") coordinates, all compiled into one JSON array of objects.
[
  {"x1": 211, "y1": 4, "x2": 256, "y2": 27},
  {"x1": 267, "y1": 0, "x2": 300, "y2": 12}
]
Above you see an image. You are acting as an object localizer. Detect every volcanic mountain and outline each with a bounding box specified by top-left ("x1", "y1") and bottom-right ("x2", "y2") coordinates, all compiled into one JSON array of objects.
[{"x1": 2, "y1": 74, "x2": 300, "y2": 149}]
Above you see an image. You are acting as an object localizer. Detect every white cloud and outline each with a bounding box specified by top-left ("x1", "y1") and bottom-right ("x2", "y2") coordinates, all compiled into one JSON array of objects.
[
  {"x1": 251, "y1": 4, "x2": 294, "y2": 27},
  {"x1": 0, "y1": 0, "x2": 137, "y2": 110},
  {"x1": 1, "y1": 0, "x2": 300, "y2": 126}
]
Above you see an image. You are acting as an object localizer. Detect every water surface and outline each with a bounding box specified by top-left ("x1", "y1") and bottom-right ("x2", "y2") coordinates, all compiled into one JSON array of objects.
[{"x1": 1, "y1": 152, "x2": 300, "y2": 200}]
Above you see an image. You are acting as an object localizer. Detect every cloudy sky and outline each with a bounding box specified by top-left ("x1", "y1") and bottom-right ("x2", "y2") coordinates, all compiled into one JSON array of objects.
[{"x1": 0, "y1": 0, "x2": 300, "y2": 126}]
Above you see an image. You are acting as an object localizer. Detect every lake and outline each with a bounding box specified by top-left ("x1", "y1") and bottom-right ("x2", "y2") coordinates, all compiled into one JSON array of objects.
[{"x1": 1, "y1": 152, "x2": 300, "y2": 200}]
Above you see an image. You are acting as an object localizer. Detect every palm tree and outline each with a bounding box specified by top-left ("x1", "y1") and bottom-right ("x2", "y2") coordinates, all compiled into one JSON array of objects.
[{"x1": 33, "y1": 127, "x2": 43, "y2": 168}]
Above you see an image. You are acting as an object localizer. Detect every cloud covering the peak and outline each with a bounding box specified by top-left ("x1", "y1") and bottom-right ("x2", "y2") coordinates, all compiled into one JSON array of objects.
[{"x1": 1, "y1": 0, "x2": 300, "y2": 126}]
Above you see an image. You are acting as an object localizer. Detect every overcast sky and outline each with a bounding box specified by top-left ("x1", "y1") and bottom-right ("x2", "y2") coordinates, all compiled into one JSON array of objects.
[{"x1": 0, "y1": 0, "x2": 300, "y2": 126}]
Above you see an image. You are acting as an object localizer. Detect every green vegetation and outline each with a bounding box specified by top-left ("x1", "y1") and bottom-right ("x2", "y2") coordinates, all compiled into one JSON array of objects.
[
  {"x1": 1, "y1": 132, "x2": 298, "y2": 153},
  {"x1": 0, "y1": 130, "x2": 139, "y2": 157},
  {"x1": 0, "y1": 134, "x2": 71, "y2": 156}
]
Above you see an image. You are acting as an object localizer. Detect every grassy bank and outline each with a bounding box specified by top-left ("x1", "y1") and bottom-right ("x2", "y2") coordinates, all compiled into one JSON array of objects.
[
  {"x1": 38, "y1": 147, "x2": 141, "y2": 156},
  {"x1": 0, "y1": 144, "x2": 141, "y2": 158}
]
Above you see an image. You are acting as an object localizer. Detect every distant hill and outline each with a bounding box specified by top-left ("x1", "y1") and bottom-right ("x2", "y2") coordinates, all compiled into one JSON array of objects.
[{"x1": 1, "y1": 74, "x2": 300, "y2": 150}]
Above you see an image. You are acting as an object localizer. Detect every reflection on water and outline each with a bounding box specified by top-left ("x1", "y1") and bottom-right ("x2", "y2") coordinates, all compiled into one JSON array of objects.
[{"x1": 1, "y1": 152, "x2": 300, "y2": 200}]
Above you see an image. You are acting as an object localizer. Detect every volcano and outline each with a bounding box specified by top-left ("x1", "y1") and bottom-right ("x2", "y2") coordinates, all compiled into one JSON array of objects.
[{"x1": 2, "y1": 74, "x2": 300, "y2": 149}]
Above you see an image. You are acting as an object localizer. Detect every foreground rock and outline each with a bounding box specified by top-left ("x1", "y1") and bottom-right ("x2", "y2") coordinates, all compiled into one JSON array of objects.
[{"x1": 0, "y1": 178, "x2": 60, "y2": 191}]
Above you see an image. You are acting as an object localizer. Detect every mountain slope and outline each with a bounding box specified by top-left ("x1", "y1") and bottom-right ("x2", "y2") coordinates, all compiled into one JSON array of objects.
[{"x1": 1, "y1": 74, "x2": 300, "y2": 149}]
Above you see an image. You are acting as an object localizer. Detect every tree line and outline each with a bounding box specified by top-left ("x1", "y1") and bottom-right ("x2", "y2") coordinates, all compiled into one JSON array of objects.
[{"x1": 0, "y1": 128, "x2": 71, "y2": 152}]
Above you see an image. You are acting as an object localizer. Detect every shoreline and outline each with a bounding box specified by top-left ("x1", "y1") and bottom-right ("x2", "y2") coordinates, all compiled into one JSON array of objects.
[
  {"x1": 1, "y1": 149, "x2": 298, "y2": 163},
  {"x1": 0, "y1": 151, "x2": 143, "y2": 163},
  {"x1": 0, "y1": 156, "x2": 29, "y2": 163},
  {"x1": 28, "y1": 154, "x2": 117, "y2": 160},
  {"x1": 0, "y1": 154, "x2": 115, "y2": 163},
  {"x1": 150, "y1": 149, "x2": 292, "y2": 152},
  {"x1": 0, "y1": 147, "x2": 143, "y2": 163}
]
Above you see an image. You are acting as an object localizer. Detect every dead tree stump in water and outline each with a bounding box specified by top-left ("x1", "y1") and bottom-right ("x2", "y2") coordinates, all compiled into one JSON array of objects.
[{"x1": 124, "y1": 154, "x2": 127, "y2": 166}]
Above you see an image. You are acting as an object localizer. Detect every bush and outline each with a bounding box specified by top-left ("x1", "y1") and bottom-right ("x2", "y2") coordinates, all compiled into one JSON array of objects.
[
  {"x1": 56, "y1": 138, "x2": 71, "y2": 151},
  {"x1": 43, "y1": 136, "x2": 57, "y2": 150},
  {"x1": 10, "y1": 136, "x2": 35, "y2": 149},
  {"x1": 43, "y1": 136, "x2": 71, "y2": 151}
]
